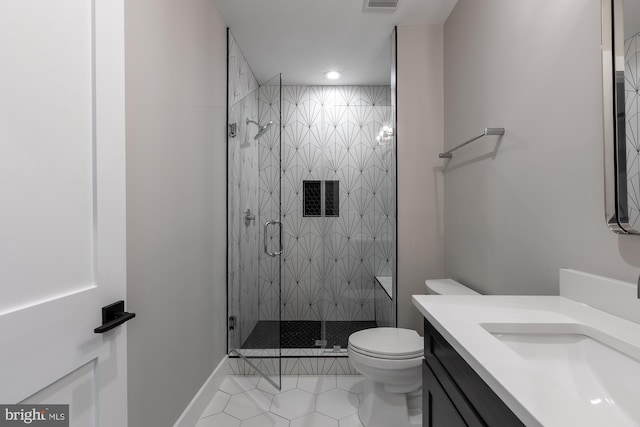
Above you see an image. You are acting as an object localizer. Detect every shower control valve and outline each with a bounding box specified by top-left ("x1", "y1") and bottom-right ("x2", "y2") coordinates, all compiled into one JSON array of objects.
[{"x1": 243, "y1": 208, "x2": 256, "y2": 226}]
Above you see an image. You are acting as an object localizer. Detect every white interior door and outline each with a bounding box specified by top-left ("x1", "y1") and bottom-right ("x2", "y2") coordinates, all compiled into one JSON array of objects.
[{"x1": 0, "y1": 1, "x2": 127, "y2": 426}]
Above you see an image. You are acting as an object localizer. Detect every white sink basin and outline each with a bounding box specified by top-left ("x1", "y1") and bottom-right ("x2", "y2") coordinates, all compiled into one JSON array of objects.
[{"x1": 482, "y1": 323, "x2": 640, "y2": 425}]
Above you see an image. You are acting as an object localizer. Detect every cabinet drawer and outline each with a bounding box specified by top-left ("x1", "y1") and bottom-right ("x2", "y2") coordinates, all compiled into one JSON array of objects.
[
  {"x1": 423, "y1": 360, "x2": 467, "y2": 427},
  {"x1": 424, "y1": 319, "x2": 524, "y2": 427},
  {"x1": 423, "y1": 360, "x2": 483, "y2": 427}
]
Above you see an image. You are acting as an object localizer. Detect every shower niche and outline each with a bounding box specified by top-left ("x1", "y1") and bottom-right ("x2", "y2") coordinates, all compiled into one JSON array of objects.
[
  {"x1": 303, "y1": 180, "x2": 339, "y2": 217},
  {"x1": 226, "y1": 29, "x2": 397, "y2": 382}
]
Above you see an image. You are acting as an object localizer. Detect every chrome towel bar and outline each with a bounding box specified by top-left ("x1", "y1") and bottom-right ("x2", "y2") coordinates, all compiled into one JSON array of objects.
[{"x1": 439, "y1": 127, "x2": 505, "y2": 158}]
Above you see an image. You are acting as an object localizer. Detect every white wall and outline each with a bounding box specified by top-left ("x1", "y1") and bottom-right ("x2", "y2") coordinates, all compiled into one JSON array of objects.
[
  {"x1": 125, "y1": 0, "x2": 227, "y2": 425},
  {"x1": 444, "y1": 0, "x2": 640, "y2": 295},
  {"x1": 397, "y1": 25, "x2": 445, "y2": 333}
]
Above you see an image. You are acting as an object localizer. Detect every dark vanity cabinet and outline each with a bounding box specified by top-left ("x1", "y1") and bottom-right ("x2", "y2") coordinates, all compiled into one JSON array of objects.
[{"x1": 422, "y1": 319, "x2": 525, "y2": 427}]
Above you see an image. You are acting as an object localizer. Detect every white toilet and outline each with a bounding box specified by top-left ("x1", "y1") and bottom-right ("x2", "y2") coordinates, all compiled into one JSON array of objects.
[{"x1": 348, "y1": 279, "x2": 479, "y2": 427}]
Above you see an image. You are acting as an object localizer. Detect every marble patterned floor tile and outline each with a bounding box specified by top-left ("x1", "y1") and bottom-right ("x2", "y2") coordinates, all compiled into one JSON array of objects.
[
  {"x1": 200, "y1": 391, "x2": 231, "y2": 418},
  {"x1": 297, "y1": 376, "x2": 337, "y2": 394},
  {"x1": 257, "y1": 375, "x2": 298, "y2": 394},
  {"x1": 241, "y1": 412, "x2": 290, "y2": 427},
  {"x1": 225, "y1": 389, "x2": 273, "y2": 420},
  {"x1": 195, "y1": 412, "x2": 240, "y2": 427},
  {"x1": 195, "y1": 373, "x2": 420, "y2": 427},
  {"x1": 270, "y1": 388, "x2": 316, "y2": 420},
  {"x1": 290, "y1": 412, "x2": 339, "y2": 427},
  {"x1": 219, "y1": 376, "x2": 261, "y2": 395},
  {"x1": 336, "y1": 376, "x2": 365, "y2": 395},
  {"x1": 339, "y1": 413, "x2": 364, "y2": 427},
  {"x1": 316, "y1": 388, "x2": 359, "y2": 420}
]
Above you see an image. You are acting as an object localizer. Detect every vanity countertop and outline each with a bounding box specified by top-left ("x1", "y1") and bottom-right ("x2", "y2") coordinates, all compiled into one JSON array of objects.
[{"x1": 412, "y1": 293, "x2": 640, "y2": 427}]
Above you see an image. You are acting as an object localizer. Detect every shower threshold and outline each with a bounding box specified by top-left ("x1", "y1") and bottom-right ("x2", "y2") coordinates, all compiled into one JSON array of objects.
[{"x1": 239, "y1": 320, "x2": 377, "y2": 357}]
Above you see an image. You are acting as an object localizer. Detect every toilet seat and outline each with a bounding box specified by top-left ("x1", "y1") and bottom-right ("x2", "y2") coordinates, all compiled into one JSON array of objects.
[
  {"x1": 348, "y1": 345, "x2": 423, "y2": 370},
  {"x1": 349, "y1": 346, "x2": 422, "y2": 360},
  {"x1": 348, "y1": 328, "x2": 423, "y2": 360}
]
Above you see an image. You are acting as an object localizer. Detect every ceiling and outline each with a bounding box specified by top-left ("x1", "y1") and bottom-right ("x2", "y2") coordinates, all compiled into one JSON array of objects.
[{"x1": 214, "y1": 0, "x2": 459, "y2": 86}]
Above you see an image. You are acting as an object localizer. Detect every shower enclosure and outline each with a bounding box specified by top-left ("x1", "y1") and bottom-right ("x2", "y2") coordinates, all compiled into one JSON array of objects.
[{"x1": 227, "y1": 30, "x2": 397, "y2": 387}]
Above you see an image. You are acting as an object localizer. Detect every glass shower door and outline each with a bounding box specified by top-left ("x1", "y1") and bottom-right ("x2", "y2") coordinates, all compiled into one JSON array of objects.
[
  {"x1": 228, "y1": 73, "x2": 282, "y2": 389},
  {"x1": 320, "y1": 101, "x2": 392, "y2": 352}
]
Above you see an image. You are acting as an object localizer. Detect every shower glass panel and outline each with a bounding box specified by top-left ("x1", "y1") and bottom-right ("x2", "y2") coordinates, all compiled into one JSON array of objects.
[
  {"x1": 320, "y1": 101, "x2": 395, "y2": 353},
  {"x1": 227, "y1": 30, "x2": 396, "y2": 369},
  {"x1": 277, "y1": 86, "x2": 395, "y2": 356},
  {"x1": 228, "y1": 73, "x2": 282, "y2": 388}
]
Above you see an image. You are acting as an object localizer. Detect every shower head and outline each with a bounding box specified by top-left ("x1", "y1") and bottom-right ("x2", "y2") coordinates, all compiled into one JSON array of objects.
[
  {"x1": 254, "y1": 121, "x2": 273, "y2": 140},
  {"x1": 246, "y1": 119, "x2": 274, "y2": 140}
]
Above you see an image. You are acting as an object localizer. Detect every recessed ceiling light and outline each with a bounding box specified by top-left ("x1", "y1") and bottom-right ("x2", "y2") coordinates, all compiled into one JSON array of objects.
[{"x1": 324, "y1": 71, "x2": 341, "y2": 80}]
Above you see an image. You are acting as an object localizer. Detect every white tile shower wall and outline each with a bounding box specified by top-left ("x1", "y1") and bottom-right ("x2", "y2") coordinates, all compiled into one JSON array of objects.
[
  {"x1": 257, "y1": 85, "x2": 396, "y2": 324},
  {"x1": 227, "y1": 32, "x2": 260, "y2": 349}
]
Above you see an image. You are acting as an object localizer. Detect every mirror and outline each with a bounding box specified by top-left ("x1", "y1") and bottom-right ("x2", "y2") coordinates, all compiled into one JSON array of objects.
[{"x1": 603, "y1": 0, "x2": 640, "y2": 234}]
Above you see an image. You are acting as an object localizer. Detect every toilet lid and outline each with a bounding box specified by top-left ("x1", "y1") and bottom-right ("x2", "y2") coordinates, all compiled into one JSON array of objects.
[{"x1": 348, "y1": 328, "x2": 423, "y2": 358}]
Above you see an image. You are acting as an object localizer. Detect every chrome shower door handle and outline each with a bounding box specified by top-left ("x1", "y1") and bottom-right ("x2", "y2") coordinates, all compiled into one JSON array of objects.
[{"x1": 264, "y1": 220, "x2": 283, "y2": 257}]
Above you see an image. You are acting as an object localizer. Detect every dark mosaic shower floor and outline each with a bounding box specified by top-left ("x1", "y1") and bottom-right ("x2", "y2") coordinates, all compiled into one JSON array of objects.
[{"x1": 241, "y1": 321, "x2": 378, "y2": 349}]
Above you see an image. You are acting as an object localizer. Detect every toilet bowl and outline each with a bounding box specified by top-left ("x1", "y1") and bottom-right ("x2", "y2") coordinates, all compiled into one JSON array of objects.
[
  {"x1": 348, "y1": 328, "x2": 423, "y2": 427},
  {"x1": 348, "y1": 279, "x2": 479, "y2": 427}
]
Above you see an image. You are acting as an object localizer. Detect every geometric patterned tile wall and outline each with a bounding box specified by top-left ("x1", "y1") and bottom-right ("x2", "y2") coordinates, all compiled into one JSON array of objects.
[
  {"x1": 227, "y1": 32, "x2": 260, "y2": 350},
  {"x1": 256, "y1": 77, "x2": 282, "y2": 324},
  {"x1": 375, "y1": 283, "x2": 394, "y2": 328},
  {"x1": 257, "y1": 85, "x2": 396, "y2": 331},
  {"x1": 625, "y1": 33, "x2": 640, "y2": 228}
]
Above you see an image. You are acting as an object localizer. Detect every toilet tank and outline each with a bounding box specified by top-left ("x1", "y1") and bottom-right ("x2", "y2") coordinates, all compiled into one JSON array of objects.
[{"x1": 425, "y1": 279, "x2": 480, "y2": 295}]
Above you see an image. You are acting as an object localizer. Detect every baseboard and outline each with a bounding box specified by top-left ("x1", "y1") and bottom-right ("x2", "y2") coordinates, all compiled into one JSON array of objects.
[{"x1": 173, "y1": 355, "x2": 229, "y2": 427}]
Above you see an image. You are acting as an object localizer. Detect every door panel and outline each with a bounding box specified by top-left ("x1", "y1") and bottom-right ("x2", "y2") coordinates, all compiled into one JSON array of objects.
[
  {"x1": 0, "y1": 0, "x2": 95, "y2": 312},
  {"x1": 0, "y1": 0, "x2": 127, "y2": 425},
  {"x1": 22, "y1": 361, "x2": 98, "y2": 427}
]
